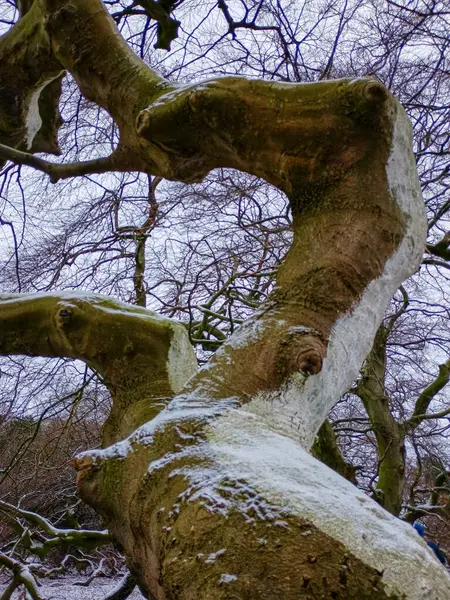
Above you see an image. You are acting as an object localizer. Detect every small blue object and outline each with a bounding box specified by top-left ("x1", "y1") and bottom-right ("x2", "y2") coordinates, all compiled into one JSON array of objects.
[
  {"x1": 427, "y1": 541, "x2": 447, "y2": 565},
  {"x1": 413, "y1": 522, "x2": 447, "y2": 565}
]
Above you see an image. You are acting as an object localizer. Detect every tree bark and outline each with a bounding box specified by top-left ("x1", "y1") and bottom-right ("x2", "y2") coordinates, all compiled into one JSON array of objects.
[
  {"x1": 1, "y1": 1, "x2": 447, "y2": 598},
  {"x1": 355, "y1": 325, "x2": 406, "y2": 516}
]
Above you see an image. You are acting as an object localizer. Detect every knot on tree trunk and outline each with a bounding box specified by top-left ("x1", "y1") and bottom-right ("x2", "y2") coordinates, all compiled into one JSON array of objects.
[
  {"x1": 278, "y1": 327, "x2": 326, "y2": 377},
  {"x1": 362, "y1": 80, "x2": 389, "y2": 103}
]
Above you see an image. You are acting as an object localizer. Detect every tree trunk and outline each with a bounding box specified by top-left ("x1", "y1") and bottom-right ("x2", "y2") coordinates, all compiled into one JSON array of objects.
[
  {"x1": 356, "y1": 325, "x2": 406, "y2": 516},
  {"x1": 1, "y1": 1, "x2": 449, "y2": 598}
]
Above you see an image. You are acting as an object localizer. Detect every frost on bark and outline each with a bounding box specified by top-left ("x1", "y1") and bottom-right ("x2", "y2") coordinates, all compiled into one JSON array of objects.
[{"x1": 0, "y1": 1, "x2": 448, "y2": 599}]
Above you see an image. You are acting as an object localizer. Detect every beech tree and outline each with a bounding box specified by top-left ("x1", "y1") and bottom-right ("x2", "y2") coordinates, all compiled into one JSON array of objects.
[{"x1": 1, "y1": 0, "x2": 450, "y2": 598}]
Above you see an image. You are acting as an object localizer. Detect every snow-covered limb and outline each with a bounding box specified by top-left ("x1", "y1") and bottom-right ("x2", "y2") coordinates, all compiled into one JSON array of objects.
[
  {"x1": 0, "y1": 553, "x2": 45, "y2": 600},
  {"x1": 77, "y1": 403, "x2": 450, "y2": 600},
  {"x1": 407, "y1": 359, "x2": 450, "y2": 424},
  {"x1": 0, "y1": 499, "x2": 110, "y2": 554},
  {"x1": 0, "y1": 292, "x2": 197, "y2": 444},
  {"x1": 72, "y1": 69, "x2": 436, "y2": 600}
]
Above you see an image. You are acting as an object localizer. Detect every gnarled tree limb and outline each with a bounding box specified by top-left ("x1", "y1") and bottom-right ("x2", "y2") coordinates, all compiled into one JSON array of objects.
[
  {"x1": 0, "y1": 1, "x2": 444, "y2": 598},
  {"x1": 0, "y1": 292, "x2": 197, "y2": 444}
]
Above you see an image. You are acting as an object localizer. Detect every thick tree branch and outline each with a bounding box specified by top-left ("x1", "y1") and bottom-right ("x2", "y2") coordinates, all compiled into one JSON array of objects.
[
  {"x1": 70, "y1": 73, "x2": 431, "y2": 595},
  {"x1": 0, "y1": 0, "x2": 64, "y2": 159},
  {"x1": 0, "y1": 292, "x2": 197, "y2": 443},
  {"x1": 426, "y1": 232, "x2": 450, "y2": 260},
  {"x1": 42, "y1": 0, "x2": 168, "y2": 129},
  {"x1": 135, "y1": 0, "x2": 180, "y2": 50},
  {"x1": 311, "y1": 419, "x2": 356, "y2": 482},
  {"x1": 0, "y1": 0, "x2": 171, "y2": 174},
  {"x1": 386, "y1": 285, "x2": 409, "y2": 333},
  {"x1": 355, "y1": 325, "x2": 406, "y2": 515}
]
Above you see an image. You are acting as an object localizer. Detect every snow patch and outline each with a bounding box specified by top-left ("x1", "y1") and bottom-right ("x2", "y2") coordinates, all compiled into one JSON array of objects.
[
  {"x1": 0, "y1": 291, "x2": 179, "y2": 325},
  {"x1": 205, "y1": 549, "x2": 226, "y2": 564},
  {"x1": 167, "y1": 324, "x2": 198, "y2": 393},
  {"x1": 25, "y1": 82, "x2": 48, "y2": 149},
  {"x1": 76, "y1": 393, "x2": 238, "y2": 463},
  {"x1": 223, "y1": 317, "x2": 267, "y2": 350},
  {"x1": 0, "y1": 576, "x2": 145, "y2": 600},
  {"x1": 287, "y1": 325, "x2": 318, "y2": 335},
  {"x1": 205, "y1": 410, "x2": 450, "y2": 600},
  {"x1": 79, "y1": 438, "x2": 133, "y2": 463},
  {"x1": 145, "y1": 79, "x2": 220, "y2": 111},
  {"x1": 219, "y1": 573, "x2": 238, "y2": 583},
  {"x1": 0, "y1": 290, "x2": 104, "y2": 304}
]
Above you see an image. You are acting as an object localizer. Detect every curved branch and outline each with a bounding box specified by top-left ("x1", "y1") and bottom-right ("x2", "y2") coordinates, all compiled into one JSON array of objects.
[
  {"x1": 0, "y1": 0, "x2": 169, "y2": 175},
  {"x1": 1, "y1": 0, "x2": 441, "y2": 597},
  {"x1": 426, "y1": 232, "x2": 450, "y2": 260},
  {"x1": 355, "y1": 325, "x2": 406, "y2": 515},
  {"x1": 0, "y1": 1, "x2": 64, "y2": 158},
  {"x1": 423, "y1": 258, "x2": 450, "y2": 270},
  {"x1": 386, "y1": 285, "x2": 409, "y2": 333},
  {"x1": 406, "y1": 359, "x2": 450, "y2": 427},
  {"x1": 0, "y1": 500, "x2": 110, "y2": 556},
  {"x1": 0, "y1": 554, "x2": 44, "y2": 600},
  {"x1": 0, "y1": 292, "x2": 197, "y2": 444},
  {"x1": 74, "y1": 76, "x2": 432, "y2": 598},
  {"x1": 0, "y1": 143, "x2": 126, "y2": 182},
  {"x1": 134, "y1": 0, "x2": 180, "y2": 50}
]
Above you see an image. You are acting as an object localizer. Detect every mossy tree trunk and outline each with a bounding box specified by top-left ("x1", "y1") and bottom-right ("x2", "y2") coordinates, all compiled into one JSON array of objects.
[
  {"x1": 1, "y1": 1, "x2": 449, "y2": 598},
  {"x1": 355, "y1": 315, "x2": 450, "y2": 519},
  {"x1": 355, "y1": 325, "x2": 407, "y2": 516}
]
